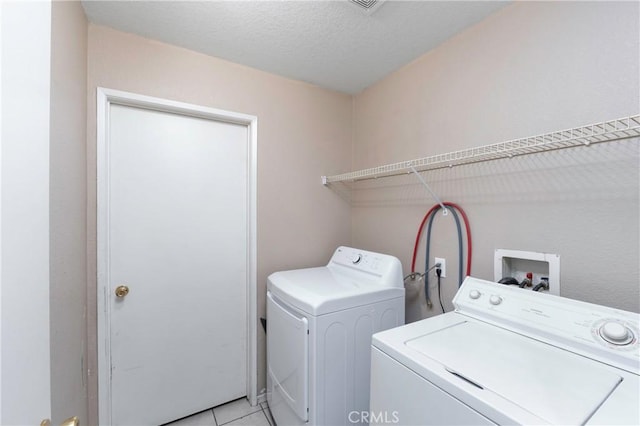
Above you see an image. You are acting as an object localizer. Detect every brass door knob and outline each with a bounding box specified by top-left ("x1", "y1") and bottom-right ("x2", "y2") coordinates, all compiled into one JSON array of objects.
[
  {"x1": 61, "y1": 416, "x2": 79, "y2": 426},
  {"x1": 115, "y1": 285, "x2": 130, "y2": 298},
  {"x1": 41, "y1": 417, "x2": 79, "y2": 426}
]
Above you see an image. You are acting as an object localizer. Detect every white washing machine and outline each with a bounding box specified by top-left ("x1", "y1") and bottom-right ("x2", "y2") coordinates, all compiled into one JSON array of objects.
[
  {"x1": 370, "y1": 276, "x2": 640, "y2": 425},
  {"x1": 267, "y1": 246, "x2": 405, "y2": 426}
]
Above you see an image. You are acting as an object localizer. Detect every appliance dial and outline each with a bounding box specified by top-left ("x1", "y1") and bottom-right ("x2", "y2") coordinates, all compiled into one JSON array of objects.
[
  {"x1": 599, "y1": 321, "x2": 633, "y2": 345},
  {"x1": 469, "y1": 289, "x2": 481, "y2": 300},
  {"x1": 351, "y1": 254, "x2": 362, "y2": 264},
  {"x1": 489, "y1": 295, "x2": 503, "y2": 306}
]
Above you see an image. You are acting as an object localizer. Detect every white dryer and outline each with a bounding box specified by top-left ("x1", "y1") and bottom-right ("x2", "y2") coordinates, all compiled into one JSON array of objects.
[
  {"x1": 370, "y1": 276, "x2": 640, "y2": 425},
  {"x1": 267, "y1": 246, "x2": 405, "y2": 426}
]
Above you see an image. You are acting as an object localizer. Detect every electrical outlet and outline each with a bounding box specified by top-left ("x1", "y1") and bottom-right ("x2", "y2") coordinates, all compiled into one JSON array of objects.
[{"x1": 434, "y1": 257, "x2": 446, "y2": 278}]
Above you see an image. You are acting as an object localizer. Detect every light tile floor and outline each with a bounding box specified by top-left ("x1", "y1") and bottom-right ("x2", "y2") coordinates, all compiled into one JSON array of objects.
[{"x1": 165, "y1": 398, "x2": 274, "y2": 426}]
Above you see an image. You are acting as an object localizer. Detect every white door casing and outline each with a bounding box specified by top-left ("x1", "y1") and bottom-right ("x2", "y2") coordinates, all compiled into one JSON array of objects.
[{"x1": 96, "y1": 88, "x2": 258, "y2": 425}]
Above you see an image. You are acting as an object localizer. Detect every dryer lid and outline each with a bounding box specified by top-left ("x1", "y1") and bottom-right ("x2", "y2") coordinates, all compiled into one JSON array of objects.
[
  {"x1": 267, "y1": 267, "x2": 404, "y2": 316},
  {"x1": 406, "y1": 321, "x2": 623, "y2": 425}
]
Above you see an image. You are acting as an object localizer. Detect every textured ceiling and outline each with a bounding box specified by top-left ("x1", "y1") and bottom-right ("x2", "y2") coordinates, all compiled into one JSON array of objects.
[{"x1": 81, "y1": 1, "x2": 510, "y2": 94}]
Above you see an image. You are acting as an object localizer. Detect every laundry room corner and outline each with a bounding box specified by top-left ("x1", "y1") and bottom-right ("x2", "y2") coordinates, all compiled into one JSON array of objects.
[{"x1": 5, "y1": 1, "x2": 640, "y2": 425}]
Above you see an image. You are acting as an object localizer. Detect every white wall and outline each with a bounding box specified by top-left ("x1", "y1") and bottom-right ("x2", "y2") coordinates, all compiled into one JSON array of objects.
[
  {"x1": 1, "y1": 1, "x2": 52, "y2": 423},
  {"x1": 351, "y1": 1, "x2": 639, "y2": 321},
  {"x1": 50, "y1": 1, "x2": 88, "y2": 423}
]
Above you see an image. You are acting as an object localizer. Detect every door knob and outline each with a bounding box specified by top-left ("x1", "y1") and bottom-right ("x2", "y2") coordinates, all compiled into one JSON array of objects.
[
  {"x1": 61, "y1": 417, "x2": 79, "y2": 426},
  {"x1": 41, "y1": 417, "x2": 79, "y2": 426},
  {"x1": 115, "y1": 285, "x2": 130, "y2": 298}
]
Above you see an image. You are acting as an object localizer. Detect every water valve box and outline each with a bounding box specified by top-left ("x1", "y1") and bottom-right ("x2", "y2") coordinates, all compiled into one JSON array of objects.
[{"x1": 494, "y1": 249, "x2": 560, "y2": 295}]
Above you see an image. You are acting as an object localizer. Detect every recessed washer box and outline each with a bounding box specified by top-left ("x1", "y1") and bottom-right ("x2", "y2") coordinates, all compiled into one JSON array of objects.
[{"x1": 494, "y1": 249, "x2": 560, "y2": 295}]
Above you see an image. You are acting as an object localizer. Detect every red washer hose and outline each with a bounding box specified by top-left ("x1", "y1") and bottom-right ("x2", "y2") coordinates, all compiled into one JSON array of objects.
[{"x1": 410, "y1": 202, "x2": 472, "y2": 277}]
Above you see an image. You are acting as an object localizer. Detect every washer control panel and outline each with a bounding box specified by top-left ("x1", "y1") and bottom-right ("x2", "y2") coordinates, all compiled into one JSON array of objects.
[
  {"x1": 453, "y1": 276, "x2": 640, "y2": 374},
  {"x1": 328, "y1": 246, "x2": 404, "y2": 288}
]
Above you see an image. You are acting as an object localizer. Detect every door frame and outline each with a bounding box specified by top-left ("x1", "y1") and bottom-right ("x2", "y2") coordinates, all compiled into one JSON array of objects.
[{"x1": 96, "y1": 87, "x2": 258, "y2": 425}]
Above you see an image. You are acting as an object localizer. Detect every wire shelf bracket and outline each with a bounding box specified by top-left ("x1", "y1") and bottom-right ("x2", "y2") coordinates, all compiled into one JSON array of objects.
[
  {"x1": 321, "y1": 114, "x2": 640, "y2": 185},
  {"x1": 409, "y1": 165, "x2": 448, "y2": 215}
]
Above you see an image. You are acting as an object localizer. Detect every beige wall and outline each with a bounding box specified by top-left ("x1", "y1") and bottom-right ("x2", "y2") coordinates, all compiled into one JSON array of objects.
[
  {"x1": 351, "y1": 1, "x2": 640, "y2": 322},
  {"x1": 50, "y1": 1, "x2": 88, "y2": 423},
  {"x1": 86, "y1": 24, "x2": 352, "y2": 423},
  {"x1": 81, "y1": 1, "x2": 638, "y2": 421}
]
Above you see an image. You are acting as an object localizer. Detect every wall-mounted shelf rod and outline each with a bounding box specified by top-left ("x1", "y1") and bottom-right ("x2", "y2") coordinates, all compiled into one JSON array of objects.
[{"x1": 321, "y1": 114, "x2": 640, "y2": 185}]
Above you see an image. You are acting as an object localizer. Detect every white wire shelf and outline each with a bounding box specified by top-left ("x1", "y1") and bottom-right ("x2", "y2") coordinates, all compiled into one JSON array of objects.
[{"x1": 322, "y1": 114, "x2": 640, "y2": 185}]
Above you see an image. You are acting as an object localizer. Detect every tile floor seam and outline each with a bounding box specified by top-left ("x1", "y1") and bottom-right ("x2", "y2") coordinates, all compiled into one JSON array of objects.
[
  {"x1": 260, "y1": 407, "x2": 273, "y2": 426},
  {"x1": 219, "y1": 412, "x2": 250, "y2": 426},
  {"x1": 165, "y1": 397, "x2": 263, "y2": 425},
  {"x1": 221, "y1": 409, "x2": 268, "y2": 426}
]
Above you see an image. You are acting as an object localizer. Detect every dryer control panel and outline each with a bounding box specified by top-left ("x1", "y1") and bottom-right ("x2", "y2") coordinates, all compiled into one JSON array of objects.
[
  {"x1": 453, "y1": 277, "x2": 640, "y2": 375},
  {"x1": 328, "y1": 246, "x2": 403, "y2": 288}
]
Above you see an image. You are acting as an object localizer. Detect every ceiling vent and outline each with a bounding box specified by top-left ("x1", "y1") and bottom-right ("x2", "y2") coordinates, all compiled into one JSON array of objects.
[{"x1": 349, "y1": 0, "x2": 386, "y2": 15}]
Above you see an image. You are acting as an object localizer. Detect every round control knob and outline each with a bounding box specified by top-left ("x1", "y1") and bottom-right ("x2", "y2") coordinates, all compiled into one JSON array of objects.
[
  {"x1": 469, "y1": 289, "x2": 481, "y2": 300},
  {"x1": 599, "y1": 321, "x2": 632, "y2": 345},
  {"x1": 351, "y1": 254, "x2": 362, "y2": 264},
  {"x1": 489, "y1": 295, "x2": 502, "y2": 306}
]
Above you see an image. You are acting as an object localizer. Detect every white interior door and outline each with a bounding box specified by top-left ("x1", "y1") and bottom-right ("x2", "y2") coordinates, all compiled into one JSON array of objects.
[{"x1": 106, "y1": 102, "x2": 249, "y2": 425}]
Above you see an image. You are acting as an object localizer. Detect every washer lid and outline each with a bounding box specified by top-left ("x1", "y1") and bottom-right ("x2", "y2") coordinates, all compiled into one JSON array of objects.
[
  {"x1": 406, "y1": 321, "x2": 622, "y2": 425},
  {"x1": 267, "y1": 267, "x2": 404, "y2": 316}
]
